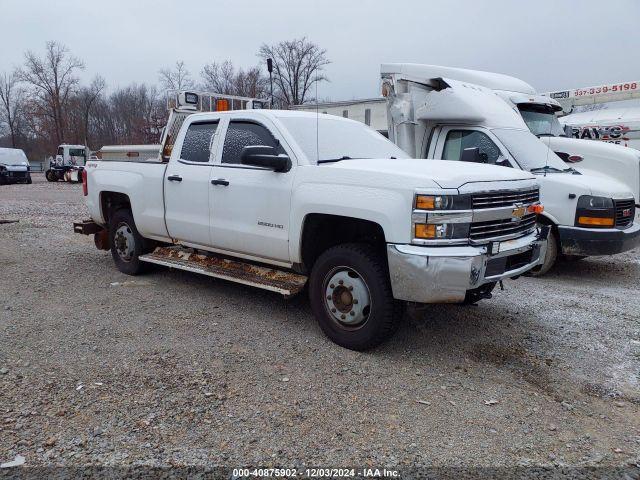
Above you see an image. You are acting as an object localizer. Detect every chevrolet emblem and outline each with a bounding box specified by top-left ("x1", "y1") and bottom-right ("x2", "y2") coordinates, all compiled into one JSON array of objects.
[{"x1": 511, "y1": 204, "x2": 526, "y2": 222}]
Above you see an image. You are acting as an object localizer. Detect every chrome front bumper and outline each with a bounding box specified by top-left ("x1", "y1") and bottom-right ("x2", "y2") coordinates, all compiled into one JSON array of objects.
[{"x1": 387, "y1": 229, "x2": 548, "y2": 304}]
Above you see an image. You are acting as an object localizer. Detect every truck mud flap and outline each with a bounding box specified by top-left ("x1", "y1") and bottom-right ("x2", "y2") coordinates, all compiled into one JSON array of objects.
[
  {"x1": 139, "y1": 246, "x2": 308, "y2": 297},
  {"x1": 73, "y1": 220, "x2": 103, "y2": 235}
]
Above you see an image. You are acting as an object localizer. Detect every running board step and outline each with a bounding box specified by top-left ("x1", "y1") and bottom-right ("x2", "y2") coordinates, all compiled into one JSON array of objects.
[{"x1": 139, "y1": 246, "x2": 307, "y2": 296}]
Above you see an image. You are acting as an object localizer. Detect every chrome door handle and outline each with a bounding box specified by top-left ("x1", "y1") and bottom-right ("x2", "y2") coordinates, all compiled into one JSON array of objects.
[
  {"x1": 211, "y1": 179, "x2": 230, "y2": 186},
  {"x1": 167, "y1": 175, "x2": 182, "y2": 182}
]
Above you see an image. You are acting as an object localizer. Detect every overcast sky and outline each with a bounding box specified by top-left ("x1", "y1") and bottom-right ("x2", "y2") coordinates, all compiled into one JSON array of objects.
[{"x1": 1, "y1": 0, "x2": 639, "y2": 101}]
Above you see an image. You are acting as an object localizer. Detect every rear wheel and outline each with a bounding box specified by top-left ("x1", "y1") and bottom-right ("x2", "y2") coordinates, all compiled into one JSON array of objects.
[
  {"x1": 45, "y1": 170, "x2": 58, "y2": 182},
  {"x1": 109, "y1": 209, "x2": 151, "y2": 275},
  {"x1": 309, "y1": 243, "x2": 401, "y2": 350},
  {"x1": 529, "y1": 226, "x2": 558, "y2": 277}
]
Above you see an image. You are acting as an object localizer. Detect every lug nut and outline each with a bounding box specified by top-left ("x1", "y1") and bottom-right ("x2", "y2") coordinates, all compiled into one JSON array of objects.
[
  {"x1": 327, "y1": 295, "x2": 331, "y2": 300},
  {"x1": 338, "y1": 280, "x2": 344, "y2": 285},
  {"x1": 348, "y1": 286, "x2": 353, "y2": 291},
  {"x1": 330, "y1": 284, "x2": 335, "y2": 289},
  {"x1": 350, "y1": 311, "x2": 355, "y2": 316},
  {"x1": 353, "y1": 299, "x2": 359, "y2": 305},
  {"x1": 331, "y1": 308, "x2": 336, "y2": 313},
  {"x1": 341, "y1": 314, "x2": 346, "y2": 320}
]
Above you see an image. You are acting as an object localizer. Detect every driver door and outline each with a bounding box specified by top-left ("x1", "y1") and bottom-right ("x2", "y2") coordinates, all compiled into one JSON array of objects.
[
  {"x1": 433, "y1": 126, "x2": 513, "y2": 167},
  {"x1": 209, "y1": 118, "x2": 295, "y2": 263}
]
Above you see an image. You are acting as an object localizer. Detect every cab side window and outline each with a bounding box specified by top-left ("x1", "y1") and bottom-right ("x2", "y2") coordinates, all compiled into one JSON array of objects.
[
  {"x1": 180, "y1": 122, "x2": 218, "y2": 163},
  {"x1": 57, "y1": 147, "x2": 64, "y2": 156},
  {"x1": 443, "y1": 130, "x2": 501, "y2": 164},
  {"x1": 222, "y1": 121, "x2": 283, "y2": 165}
]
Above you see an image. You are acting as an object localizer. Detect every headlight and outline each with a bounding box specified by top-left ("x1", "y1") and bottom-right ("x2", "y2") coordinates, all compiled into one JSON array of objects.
[
  {"x1": 414, "y1": 222, "x2": 470, "y2": 240},
  {"x1": 413, "y1": 193, "x2": 472, "y2": 242},
  {"x1": 575, "y1": 195, "x2": 614, "y2": 227},
  {"x1": 415, "y1": 194, "x2": 471, "y2": 210}
]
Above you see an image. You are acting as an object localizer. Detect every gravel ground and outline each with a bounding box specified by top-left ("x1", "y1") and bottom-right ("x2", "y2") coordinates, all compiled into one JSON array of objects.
[{"x1": 0, "y1": 174, "x2": 639, "y2": 474}]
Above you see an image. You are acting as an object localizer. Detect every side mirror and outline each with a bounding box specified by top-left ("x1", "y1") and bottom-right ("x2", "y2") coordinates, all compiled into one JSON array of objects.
[
  {"x1": 460, "y1": 147, "x2": 484, "y2": 163},
  {"x1": 240, "y1": 146, "x2": 291, "y2": 172},
  {"x1": 555, "y1": 151, "x2": 583, "y2": 163}
]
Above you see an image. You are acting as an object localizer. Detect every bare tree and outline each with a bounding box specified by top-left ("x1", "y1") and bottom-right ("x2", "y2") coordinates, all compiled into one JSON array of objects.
[
  {"x1": 200, "y1": 61, "x2": 268, "y2": 98},
  {"x1": 200, "y1": 61, "x2": 236, "y2": 94},
  {"x1": 258, "y1": 37, "x2": 329, "y2": 107},
  {"x1": 18, "y1": 41, "x2": 85, "y2": 145},
  {"x1": 0, "y1": 71, "x2": 25, "y2": 147},
  {"x1": 158, "y1": 60, "x2": 193, "y2": 91},
  {"x1": 77, "y1": 75, "x2": 106, "y2": 146}
]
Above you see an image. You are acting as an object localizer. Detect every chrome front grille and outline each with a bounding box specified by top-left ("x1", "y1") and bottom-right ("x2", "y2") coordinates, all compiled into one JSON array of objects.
[
  {"x1": 469, "y1": 188, "x2": 540, "y2": 242},
  {"x1": 470, "y1": 213, "x2": 537, "y2": 241},
  {"x1": 472, "y1": 188, "x2": 539, "y2": 209},
  {"x1": 614, "y1": 199, "x2": 635, "y2": 227}
]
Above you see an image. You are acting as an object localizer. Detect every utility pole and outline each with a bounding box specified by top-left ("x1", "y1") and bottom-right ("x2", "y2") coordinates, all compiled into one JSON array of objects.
[{"x1": 267, "y1": 58, "x2": 273, "y2": 109}]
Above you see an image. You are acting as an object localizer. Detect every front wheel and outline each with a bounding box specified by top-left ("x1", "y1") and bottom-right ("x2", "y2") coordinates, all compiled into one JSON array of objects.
[
  {"x1": 528, "y1": 226, "x2": 558, "y2": 277},
  {"x1": 309, "y1": 243, "x2": 401, "y2": 350},
  {"x1": 109, "y1": 209, "x2": 151, "y2": 275},
  {"x1": 45, "y1": 170, "x2": 58, "y2": 182}
]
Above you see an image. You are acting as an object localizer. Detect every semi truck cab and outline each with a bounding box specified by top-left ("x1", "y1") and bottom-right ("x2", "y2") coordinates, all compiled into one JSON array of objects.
[{"x1": 46, "y1": 144, "x2": 88, "y2": 182}]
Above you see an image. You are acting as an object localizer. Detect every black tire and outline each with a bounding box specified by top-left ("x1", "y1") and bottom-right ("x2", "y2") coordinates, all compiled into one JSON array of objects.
[
  {"x1": 529, "y1": 226, "x2": 558, "y2": 277},
  {"x1": 309, "y1": 243, "x2": 401, "y2": 350},
  {"x1": 26, "y1": 176, "x2": 32, "y2": 185},
  {"x1": 109, "y1": 209, "x2": 151, "y2": 275},
  {"x1": 45, "y1": 170, "x2": 58, "y2": 182}
]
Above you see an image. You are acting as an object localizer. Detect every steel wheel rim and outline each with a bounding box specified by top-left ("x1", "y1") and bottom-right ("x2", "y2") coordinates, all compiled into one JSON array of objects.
[
  {"x1": 323, "y1": 266, "x2": 371, "y2": 330},
  {"x1": 114, "y1": 223, "x2": 135, "y2": 262}
]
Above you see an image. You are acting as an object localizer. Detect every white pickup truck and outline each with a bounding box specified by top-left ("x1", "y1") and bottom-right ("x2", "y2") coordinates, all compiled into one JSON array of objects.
[{"x1": 75, "y1": 100, "x2": 548, "y2": 350}]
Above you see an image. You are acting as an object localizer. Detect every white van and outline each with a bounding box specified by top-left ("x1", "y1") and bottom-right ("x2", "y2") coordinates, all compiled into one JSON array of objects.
[{"x1": 0, "y1": 147, "x2": 31, "y2": 185}]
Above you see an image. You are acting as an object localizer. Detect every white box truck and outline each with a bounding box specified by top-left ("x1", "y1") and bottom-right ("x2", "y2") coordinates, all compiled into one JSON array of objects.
[{"x1": 295, "y1": 64, "x2": 639, "y2": 275}]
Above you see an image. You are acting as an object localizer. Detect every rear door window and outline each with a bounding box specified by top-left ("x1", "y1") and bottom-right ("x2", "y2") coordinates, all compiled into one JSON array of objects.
[
  {"x1": 180, "y1": 122, "x2": 218, "y2": 163},
  {"x1": 221, "y1": 121, "x2": 283, "y2": 165},
  {"x1": 443, "y1": 130, "x2": 501, "y2": 163}
]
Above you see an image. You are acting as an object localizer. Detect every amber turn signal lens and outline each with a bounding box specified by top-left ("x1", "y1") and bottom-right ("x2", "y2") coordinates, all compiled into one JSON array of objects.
[
  {"x1": 577, "y1": 216, "x2": 614, "y2": 227},
  {"x1": 527, "y1": 204, "x2": 544, "y2": 214},
  {"x1": 415, "y1": 223, "x2": 436, "y2": 239},
  {"x1": 416, "y1": 195, "x2": 435, "y2": 210}
]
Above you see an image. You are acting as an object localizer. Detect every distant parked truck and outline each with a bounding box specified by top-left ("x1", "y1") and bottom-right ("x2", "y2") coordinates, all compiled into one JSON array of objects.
[
  {"x1": 0, "y1": 147, "x2": 32, "y2": 185},
  {"x1": 46, "y1": 144, "x2": 88, "y2": 182}
]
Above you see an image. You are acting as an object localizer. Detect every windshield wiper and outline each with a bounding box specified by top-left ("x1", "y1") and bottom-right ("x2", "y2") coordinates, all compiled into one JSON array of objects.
[
  {"x1": 530, "y1": 165, "x2": 564, "y2": 173},
  {"x1": 317, "y1": 156, "x2": 353, "y2": 164}
]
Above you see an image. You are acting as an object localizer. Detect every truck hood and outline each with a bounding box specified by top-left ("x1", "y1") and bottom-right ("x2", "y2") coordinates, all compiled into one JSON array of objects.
[
  {"x1": 537, "y1": 170, "x2": 634, "y2": 199},
  {"x1": 326, "y1": 158, "x2": 535, "y2": 189},
  {"x1": 540, "y1": 136, "x2": 639, "y2": 202}
]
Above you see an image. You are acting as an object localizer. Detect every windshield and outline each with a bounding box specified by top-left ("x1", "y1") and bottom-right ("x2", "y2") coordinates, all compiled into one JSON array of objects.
[
  {"x1": 69, "y1": 148, "x2": 85, "y2": 157},
  {"x1": 518, "y1": 105, "x2": 565, "y2": 137},
  {"x1": 492, "y1": 128, "x2": 569, "y2": 172},
  {"x1": 278, "y1": 115, "x2": 408, "y2": 163}
]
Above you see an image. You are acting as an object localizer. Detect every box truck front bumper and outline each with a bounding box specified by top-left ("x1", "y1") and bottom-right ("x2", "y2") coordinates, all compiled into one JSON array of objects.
[
  {"x1": 387, "y1": 229, "x2": 548, "y2": 304},
  {"x1": 558, "y1": 222, "x2": 640, "y2": 256}
]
